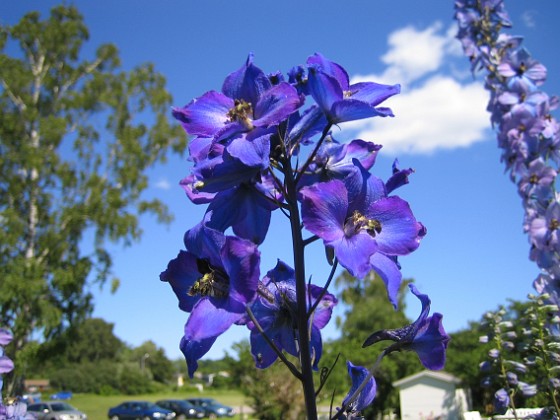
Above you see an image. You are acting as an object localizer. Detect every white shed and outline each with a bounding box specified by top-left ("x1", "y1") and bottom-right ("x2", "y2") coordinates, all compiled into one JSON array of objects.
[{"x1": 393, "y1": 370, "x2": 469, "y2": 420}]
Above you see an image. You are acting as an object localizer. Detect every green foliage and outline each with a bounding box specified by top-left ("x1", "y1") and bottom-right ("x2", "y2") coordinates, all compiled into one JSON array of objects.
[
  {"x1": 227, "y1": 340, "x2": 305, "y2": 419},
  {"x1": 23, "y1": 318, "x2": 174, "y2": 395},
  {"x1": 49, "y1": 360, "x2": 121, "y2": 394},
  {"x1": 0, "y1": 4, "x2": 186, "y2": 395},
  {"x1": 127, "y1": 340, "x2": 175, "y2": 384},
  {"x1": 119, "y1": 367, "x2": 156, "y2": 395},
  {"x1": 445, "y1": 321, "x2": 491, "y2": 412},
  {"x1": 38, "y1": 318, "x2": 124, "y2": 366}
]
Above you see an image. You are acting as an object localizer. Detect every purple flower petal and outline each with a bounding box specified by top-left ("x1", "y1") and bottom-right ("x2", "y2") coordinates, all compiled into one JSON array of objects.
[
  {"x1": 249, "y1": 330, "x2": 279, "y2": 369},
  {"x1": 334, "y1": 233, "x2": 379, "y2": 279},
  {"x1": 342, "y1": 362, "x2": 376, "y2": 413},
  {"x1": 253, "y1": 82, "x2": 302, "y2": 127},
  {"x1": 226, "y1": 132, "x2": 271, "y2": 168},
  {"x1": 0, "y1": 328, "x2": 12, "y2": 346},
  {"x1": 307, "y1": 67, "x2": 343, "y2": 117},
  {"x1": 330, "y1": 99, "x2": 393, "y2": 123},
  {"x1": 185, "y1": 298, "x2": 246, "y2": 341},
  {"x1": 349, "y1": 82, "x2": 401, "y2": 107},
  {"x1": 370, "y1": 253, "x2": 402, "y2": 308},
  {"x1": 0, "y1": 355, "x2": 14, "y2": 374},
  {"x1": 221, "y1": 236, "x2": 260, "y2": 305},
  {"x1": 308, "y1": 284, "x2": 338, "y2": 329},
  {"x1": 408, "y1": 313, "x2": 449, "y2": 370},
  {"x1": 160, "y1": 250, "x2": 201, "y2": 313},
  {"x1": 300, "y1": 180, "x2": 347, "y2": 243},
  {"x1": 367, "y1": 196, "x2": 422, "y2": 255},
  {"x1": 222, "y1": 53, "x2": 271, "y2": 105},
  {"x1": 363, "y1": 285, "x2": 448, "y2": 371},
  {"x1": 172, "y1": 91, "x2": 233, "y2": 137},
  {"x1": 493, "y1": 388, "x2": 510, "y2": 415},
  {"x1": 180, "y1": 334, "x2": 218, "y2": 378},
  {"x1": 307, "y1": 53, "x2": 350, "y2": 91},
  {"x1": 180, "y1": 174, "x2": 217, "y2": 205}
]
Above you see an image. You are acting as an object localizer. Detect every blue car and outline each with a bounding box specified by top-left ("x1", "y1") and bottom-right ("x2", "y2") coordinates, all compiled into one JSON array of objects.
[
  {"x1": 185, "y1": 399, "x2": 234, "y2": 418},
  {"x1": 155, "y1": 400, "x2": 205, "y2": 419},
  {"x1": 50, "y1": 390, "x2": 73, "y2": 400},
  {"x1": 108, "y1": 401, "x2": 175, "y2": 420}
]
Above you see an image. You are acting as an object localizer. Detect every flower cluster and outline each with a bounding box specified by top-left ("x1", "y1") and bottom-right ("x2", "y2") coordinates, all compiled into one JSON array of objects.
[
  {"x1": 455, "y1": 0, "x2": 560, "y2": 311},
  {"x1": 162, "y1": 52, "x2": 446, "y2": 417},
  {"x1": 479, "y1": 309, "x2": 538, "y2": 415},
  {"x1": 1, "y1": 329, "x2": 30, "y2": 419},
  {"x1": 455, "y1": 1, "x2": 560, "y2": 416},
  {"x1": 479, "y1": 296, "x2": 560, "y2": 417}
]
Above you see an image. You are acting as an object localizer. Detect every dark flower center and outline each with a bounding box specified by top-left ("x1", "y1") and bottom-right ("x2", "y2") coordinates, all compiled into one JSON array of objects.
[
  {"x1": 345, "y1": 210, "x2": 382, "y2": 237},
  {"x1": 549, "y1": 219, "x2": 560, "y2": 231},
  {"x1": 189, "y1": 259, "x2": 229, "y2": 298},
  {"x1": 226, "y1": 99, "x2": 254, "y2": 130},
  {"x1": 529, "y1": 174, "x2": 539, "y2": 184},
  {"x1": 517, "y1": 61, "x2": 526, "y2": 76}
]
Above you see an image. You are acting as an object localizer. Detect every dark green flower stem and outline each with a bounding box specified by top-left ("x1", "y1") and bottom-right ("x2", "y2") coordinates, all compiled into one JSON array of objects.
[{"x1": 284, "y1": 154, "x2": 318, "y2": 420}]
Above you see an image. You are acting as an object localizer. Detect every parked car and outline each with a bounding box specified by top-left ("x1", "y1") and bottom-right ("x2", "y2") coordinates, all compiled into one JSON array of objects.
[
  {"x1": 185, "y1": 399, "x2": 234, "y2": 418},
  {"x1": 21, "y1": 392, "x2": 42, "y2": 404},
  {"x1": 107, "y1": 401, "x2": 175, "y2": 420},
  {"x1": 50, "y1": 391, "x2": 73, "y2": 400},
  {"x1": 27, "y1": 401, "x2": 87, "y2": 420},
  {"x1": 155, "y1": 399, "x2": 205, "y2": 419}
]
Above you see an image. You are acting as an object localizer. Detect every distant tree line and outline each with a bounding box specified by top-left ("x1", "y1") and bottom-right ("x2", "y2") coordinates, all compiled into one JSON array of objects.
[{"x1": 25, "y1": 318, "x2": 176, "y2": 395}]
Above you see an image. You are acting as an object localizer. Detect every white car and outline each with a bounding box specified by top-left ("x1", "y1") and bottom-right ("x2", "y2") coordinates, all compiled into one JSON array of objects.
[{"x1": 27, "y1": 401, "x2": 87, "y2": 420}]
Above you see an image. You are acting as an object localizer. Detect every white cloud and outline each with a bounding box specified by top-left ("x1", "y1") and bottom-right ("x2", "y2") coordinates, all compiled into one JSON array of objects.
[
  {"x1": 353, "y1": 22, "x2": 461, "y2": 86},
  {"x1": 521, "y1": 10, "x2": 537, "y2": 28},
  {"x1": 154, "y1": 178, "x2": 171, "y2": 190},
  {"x1": 346, "y1": 23, "x2": 491, "y2": 155},
  {"x1": 343, "y1": 76, "x2": 489, "y2": 155}
]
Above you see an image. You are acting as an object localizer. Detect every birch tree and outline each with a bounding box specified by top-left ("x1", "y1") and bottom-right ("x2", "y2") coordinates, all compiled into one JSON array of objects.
[{"x1": 0, "y1": 5, "x2": 186, "y2": 393}]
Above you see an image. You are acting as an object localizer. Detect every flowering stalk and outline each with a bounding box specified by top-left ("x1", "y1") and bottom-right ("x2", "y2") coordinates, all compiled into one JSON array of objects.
[
  {"x1": 162, "y1": 52, "x2": 447, "y2": 418},
  {"x1": 479, "y1": 310, "x2": 525, "y2": 417},
  {"x1": 455, "y1": 0, "x2": 560, "y2": 312},
  {"x1": 455, "y1": 1, "x2": 560, "y2": 415},
  {"x1": 1, "y1": 328, "x2": 31, "y2": 419},
  {"x1": 284, "y1": 152, "x2": 318, "y2": 414},
  {"x1": 522, "y1": 294, "x2": 560, "y2": 415}
]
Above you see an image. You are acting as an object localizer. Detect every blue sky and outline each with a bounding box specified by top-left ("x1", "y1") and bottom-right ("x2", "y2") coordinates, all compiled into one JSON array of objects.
[{"x1": 3, "y1": 1, "x2": 560, "y2": 361}]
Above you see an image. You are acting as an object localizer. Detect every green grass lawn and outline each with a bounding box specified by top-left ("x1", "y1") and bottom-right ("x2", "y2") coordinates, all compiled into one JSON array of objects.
[{"x1": 68, "y1": 389, "x2": 255, "y2": 420}]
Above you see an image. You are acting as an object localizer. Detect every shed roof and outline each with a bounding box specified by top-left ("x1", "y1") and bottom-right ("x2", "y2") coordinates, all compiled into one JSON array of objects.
[{"x1": 393, "y1": 370, "x2": 462, "y2": 388}]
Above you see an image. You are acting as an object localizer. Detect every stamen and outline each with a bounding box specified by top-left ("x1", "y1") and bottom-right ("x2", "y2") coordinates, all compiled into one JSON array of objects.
[
  {"x1": 226, "y1": 99, "x2": 254, "y2": 130},
  {"x1": 189, "y1": 260, "x2": 229, "y2": 298},
  {"x1": 345, "y1": 210, "x2": 382, "y2": 237}
]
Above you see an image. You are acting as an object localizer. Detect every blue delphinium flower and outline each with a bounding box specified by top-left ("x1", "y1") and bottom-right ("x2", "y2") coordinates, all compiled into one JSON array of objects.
[
  {"x1": 454, "y1": 0, "x2": 560, "y2": 319},
  {"x1": 0, "y1": 328, "x2": 33, "y2": 419},
  {"x1": 362, "y1": 284, "x2": 449, "y2": 370},
  {"x1": 246, "y1": 260, "x2": 337, "y2": 370},
  {"x1": 341, "y1": 362, "x2": 376, "y2": 417},
  {"x1": 160, "y1": 220, "x2": 260, "y2": 376},
  {"x1": 494, "y1": 388, "x2": 510, "y2": 415},
  {"x1": 181, "y1": 171, "x2": 282, "y2": 245},
  {"x1": 306, "y1": 53, "x2": 400, "y2": 124},
  {"x1": 300, "y1": 160, "x2": 425, "y2": 307},
  {"x1": 172, "y1": 54, "x2": 302, "y2": 142},
  {"x1": 0, "y1": 328, "x2": 14, "y2": 393},
  {"x1": 298, "y1": 135, "x2": 382, "y2": 187}
]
